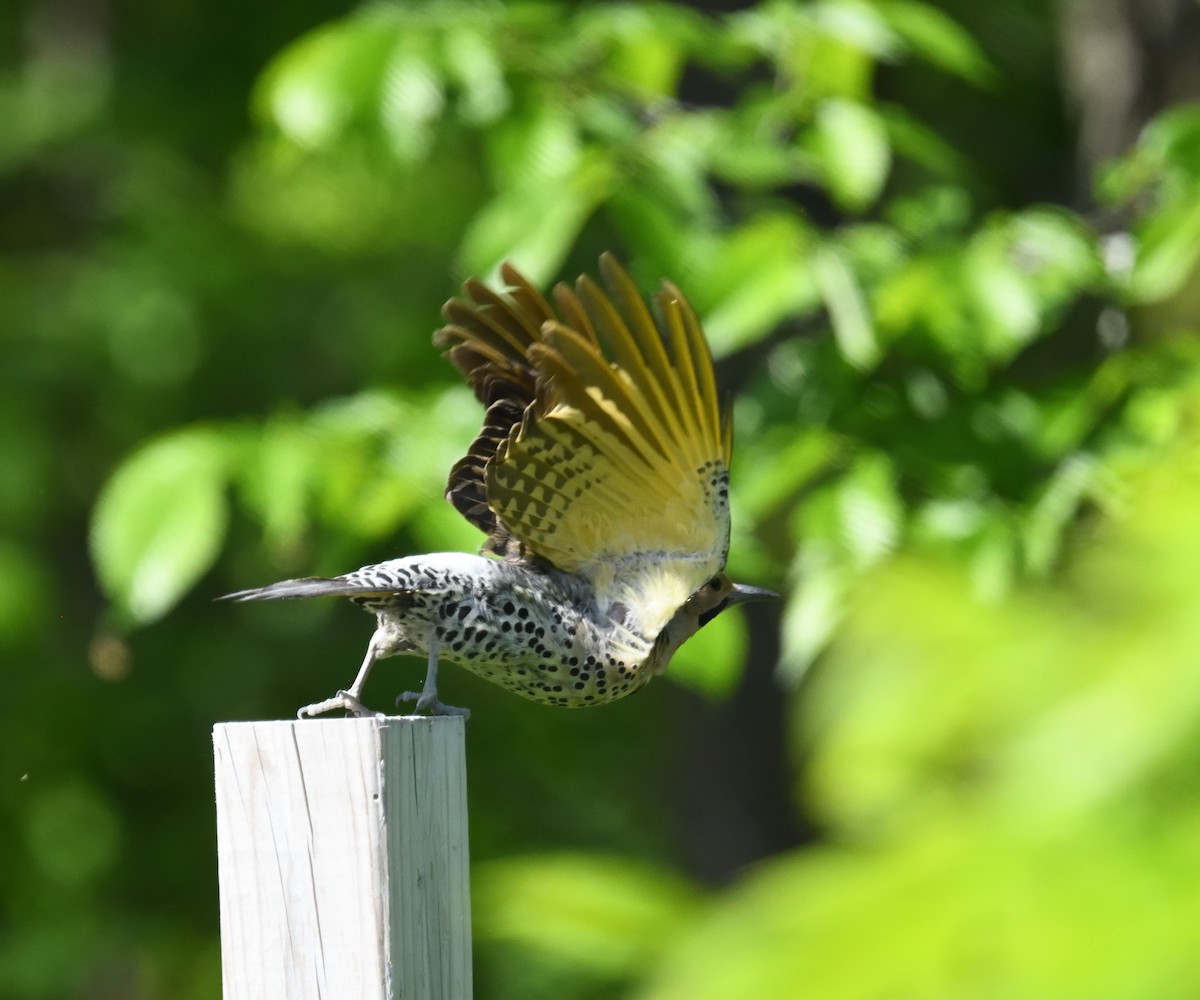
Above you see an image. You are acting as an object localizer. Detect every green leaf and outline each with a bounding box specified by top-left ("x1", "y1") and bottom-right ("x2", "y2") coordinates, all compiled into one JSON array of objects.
[
  {"x1": 1128, "y1": 188, "x2": 1200, "y2": 303},
  {"x1": 90, "y1": 427, "x2": 230, "y2": 625},
  {"x1": 639, "y1": 112, "x2": 722, "y2": 221},
  {"x1": 888, "y1": 182, "x2": 969, "y2": 242},
  {"x1": 873, "y1": 253, "x2": 955, "y2": 336},
  {"x1": 811, "y1": 99, "x2": 891, "y2": 210},
  {"x1": 836, "y1": 453, "x2": 902, "y2": 567},
  {"x1": 879, "y1": 1, "x2": 996, "y2": 85},
  {"x1": 457, "y1": 150, "x2": 614, "y2": 281},
  {"x1": 700, "y1": 215, "x2": 818, "y2": 355},
  {"x1": 1024, "y1": 221, "x2": 1103, "y2": 308},
  {"x1": 457, "y1": 104, "x2": 616, "y2": 279},
  {"x1": 579, "y1": 3, "x2": 700, "y2": 97},
  {"x1": 441, "y1": 26, "x2": 509, "y2": 124},
  {"x1": 1100, "y1": 104, "x2": 1200, "y2": 203},
  {"x1": 237, "y1": 414, "x2": 314, "y2": 557},
  {"x1": 734, "y1": 428, "x2": 839, "y2": 521},
  {"x1": 879, "y1": 108, "x2": 970, "y2": 180},
  {"x1": 475, "y1": 853, "x2": 700, "y2": 976},
  {"x1": 608, "y1": 186, "x2": 713, "y2": 277},
  {"x1": 964, "y1": 237, "x2": 1039, "y2": 357},
  {"x1": 254, "y1": 17, "x2": 399, "y2": 148},
  {"x1": 305, "y1": 390, "x2": 467, "y2": 541},
  {"x1": 779, "y1": 522, "x2": 852, "y2": 684},
  {"x1": 813, "y1": 244, "x2": 880, "y2": 368},
  {"x1": 969, "y1": 516, "x2": 1017, "y2": 601},
  {"x1": 486, "y1": 103, "x2": 581, "y2": 195},
  {"x1": 1139, "y1": 105, "x2": 1200, "y2": 174},
  {"x1": 379, "y1": 35, "x2": 445, "y2": 162},
  {"x1": 1023, "y1": 455, "x2": 1099, "y2": 576},
  {"x1": 809, "y1": 0, "x2": 900, "y2": 59}
]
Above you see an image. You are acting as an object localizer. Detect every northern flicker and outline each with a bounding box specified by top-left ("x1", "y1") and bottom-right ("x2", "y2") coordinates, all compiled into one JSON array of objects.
[{"x1": 222, "y1": 254, "x2": 773, "y2": 717}]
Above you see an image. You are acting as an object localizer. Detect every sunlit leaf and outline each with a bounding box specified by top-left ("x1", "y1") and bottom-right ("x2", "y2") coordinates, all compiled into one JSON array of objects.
[
  {"x1": 305, "y1": 390, "x2": 469, "y2": 540},
  {"x1": 733, "y1": 429, "x2": 840, "y2": 521},
  {"x1": 457, "y1": 151, "x2": 614, "y2": 280},
  {"x1": 255, "y1": 17, "x2": 399, "y2": 148},
  {"x1": 379, "y1": 35, "x2": 445, "y2": 162},
  {"x1": 873, "y1": 253, "x2": 956, "y2": 336},
  {"x1": 969, "y1": 515, "x2": 1017, "y2": 601},
  {"x1": 809, "y1": 0, "x2": 900, "y2": 59},
  {"x1": 441, "y1": 26, "x2": 509, "y2": 123},
  {"x1": 964, "y1": 238, "x2": 1039, "y2": 356},
  {"x1": 1100, "y1": 104, "x2": 1200, "y2": 203},
  {"x1": 709, "y1": 102, "x2": 816, "y2": 187},
  {"x1": 836, "y1": 453, "x2": 902, "y2": 566},
  {"x1": 579, "y1": 3, "x2": 702, "y2": 97},
  {"x1": 1128, "y1": 190, "x2": 1200, "y2": 303},
  {"x1": 693, "y1": 214, "x2": 818, "y2": 355},
  {"x1": 640, "y1": 817, "x2": 1200, "y2": 1000},
  {"x1": 1008, "y1": 209, "x2": 1104, "y2": 301},
  {"x1": 1136, "y1": 104, "x2": 1200, "y2": 176},
  {"x1": 640, "y1": 113, "x2": 722, "y2": 221},
  {"x1": 779, "y1": 518, "x2": 852, "y2": 682},
  {"x1": 91, "y1": 427, "x2": 231, "y2": 625},
  {"x1": 485, "y1": 102, "x2": 581, "y2": 193},
  {"x1": 1022, "y1": 454, "x2": 1099, "y2": 575},
  {"x1": 813, "y1": 244, "x2": 880, "y2": 368},
  {"x1": 476, "y1": 853, "x2": 701, "y2": 976},
  {"x1": 811, "y1": 99, "x2": 891, "y2": 210}
]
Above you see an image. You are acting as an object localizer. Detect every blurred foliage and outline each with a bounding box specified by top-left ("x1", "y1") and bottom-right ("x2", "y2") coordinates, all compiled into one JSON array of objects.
[{"x1": 5, "y1": 0, "x2": 1200, "y2": 996}]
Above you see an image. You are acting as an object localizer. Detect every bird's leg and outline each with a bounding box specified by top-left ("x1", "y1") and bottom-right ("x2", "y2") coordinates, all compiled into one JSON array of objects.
[
  {"x1": 297, "y1": 636, "x2": 385, "y2": 719},
  {"x1": 397, "y1": 634, "x2": 470, "y2": 718}
]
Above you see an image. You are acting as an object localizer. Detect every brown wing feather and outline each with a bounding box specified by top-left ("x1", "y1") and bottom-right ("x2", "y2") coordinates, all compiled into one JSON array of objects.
[{"x1": 433, "y1": 266, "x2": 556, "y2": 545}]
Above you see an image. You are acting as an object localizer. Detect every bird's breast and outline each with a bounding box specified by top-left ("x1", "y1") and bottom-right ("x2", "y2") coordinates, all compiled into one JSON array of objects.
[{"x1": 430, "y1": 573, "x2": 653, "y2": 707}]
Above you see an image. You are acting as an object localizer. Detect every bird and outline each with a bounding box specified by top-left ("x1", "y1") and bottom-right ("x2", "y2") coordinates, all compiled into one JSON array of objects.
[{"x1": 221, "y1": 253, "x2": 775, "y2": 718}]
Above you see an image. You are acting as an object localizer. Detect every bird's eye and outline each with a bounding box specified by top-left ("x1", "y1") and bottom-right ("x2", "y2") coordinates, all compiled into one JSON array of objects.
[{"x1": 708, "y1": 577, "x2": 721, "y2": 590}]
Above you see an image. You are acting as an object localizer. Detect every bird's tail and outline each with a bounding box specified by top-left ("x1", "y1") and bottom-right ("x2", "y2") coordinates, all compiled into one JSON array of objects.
[{"x1": 217, "y1": 577, "x2": 393, "y2": 602}]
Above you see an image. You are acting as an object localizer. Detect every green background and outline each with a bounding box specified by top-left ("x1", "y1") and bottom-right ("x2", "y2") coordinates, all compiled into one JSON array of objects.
[{"x1": 6, "y1": 0, "x2": 1200, "y2": 996}]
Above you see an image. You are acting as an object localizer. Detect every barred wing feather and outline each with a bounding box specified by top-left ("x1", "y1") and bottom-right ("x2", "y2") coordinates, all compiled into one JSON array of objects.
[{"x1": 436, "y1": 254, "x2": 732, "y2": 639}]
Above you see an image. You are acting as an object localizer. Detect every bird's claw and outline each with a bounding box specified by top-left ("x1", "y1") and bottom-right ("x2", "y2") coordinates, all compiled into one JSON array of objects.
[
  {"x1": 396, "y1": 690, "x2": 471, "y2": 719},
  {"x1": 297, "y1": 690, "x2": 384, "y2": 720}
]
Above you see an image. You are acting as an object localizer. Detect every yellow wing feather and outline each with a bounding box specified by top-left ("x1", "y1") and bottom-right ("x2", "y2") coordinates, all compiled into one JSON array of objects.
[{"x1": 437, "y1": 253, "x2": 732, "y2": 640}]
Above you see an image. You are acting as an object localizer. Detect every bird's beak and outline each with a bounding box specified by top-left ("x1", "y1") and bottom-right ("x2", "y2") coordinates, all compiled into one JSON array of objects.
[{"x1": 728, "y1": 583, "x2": 779, "y2": 605}]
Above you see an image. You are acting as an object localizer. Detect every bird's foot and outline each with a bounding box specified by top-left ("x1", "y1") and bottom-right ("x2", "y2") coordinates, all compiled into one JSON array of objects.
[
  {"x1": 297, "y1": 690, "x2": 384, "y2": 720},
  {"x1": 396, "y1": 690, "x2": 471, "y2": 719}
]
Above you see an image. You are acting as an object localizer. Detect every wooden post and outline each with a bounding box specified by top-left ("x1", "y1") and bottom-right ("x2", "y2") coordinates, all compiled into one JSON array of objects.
[{"x1": 213, "y1": 717, "x2": 472, "y2": 1000}]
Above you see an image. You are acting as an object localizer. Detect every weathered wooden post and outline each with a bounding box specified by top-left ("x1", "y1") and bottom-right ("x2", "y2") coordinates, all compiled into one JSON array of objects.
[{"x1": 213, "y1": 716, "x2": 471, "y2": 999}]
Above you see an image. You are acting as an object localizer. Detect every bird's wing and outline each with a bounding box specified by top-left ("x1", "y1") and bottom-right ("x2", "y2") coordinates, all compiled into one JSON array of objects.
[
  {"x1": 436, "y1": 253, "x2": 732, "y2": 639},
  {"x1": 436, "y1": 265, "x2": 553, "y2": 546}
]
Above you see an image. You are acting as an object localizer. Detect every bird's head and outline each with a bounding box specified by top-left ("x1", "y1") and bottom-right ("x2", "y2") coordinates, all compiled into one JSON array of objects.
[{"x1": 648, "y1": 574, "x2": 777, "y2": 673}]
